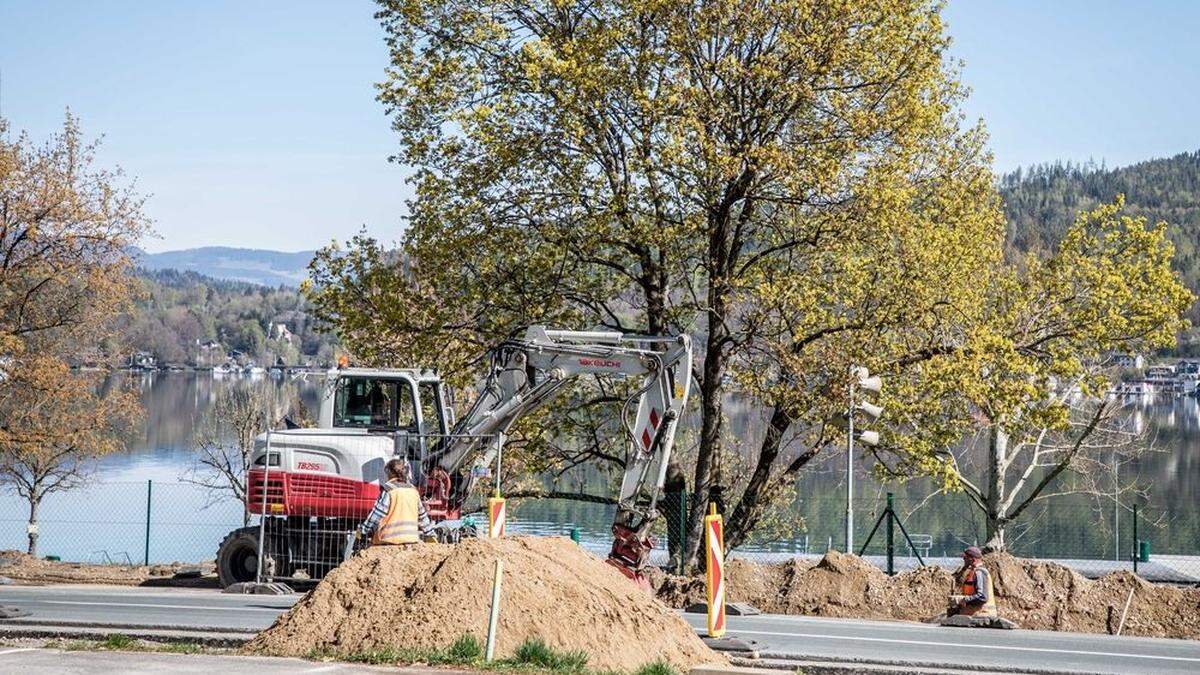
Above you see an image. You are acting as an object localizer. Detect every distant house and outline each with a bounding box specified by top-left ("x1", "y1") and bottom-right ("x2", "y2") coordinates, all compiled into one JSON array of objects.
[
  {"x1": 270, "y1": 322, "x2": 294, "y2": 345},
  {"x1": 194, "y1": 339, "x2": 223, "y2": 367},
  {"x1": 1177, "y1": 360, "x2": 1200, "y2": 376},
  {"x1": 1112, "y1": 353, "x2": 1145, "y2": 370},
  {"x1": 130, "y1": 351, "x2": 156, "y2": 370},
  {"x1": 1146, "y1": 364, "x2": 1176, "y2": 379}
]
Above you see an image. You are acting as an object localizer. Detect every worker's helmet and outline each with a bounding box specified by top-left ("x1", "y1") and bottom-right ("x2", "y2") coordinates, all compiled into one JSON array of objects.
[{"x1": 963, "y1": 546, "x2": 983, "y2": 560}]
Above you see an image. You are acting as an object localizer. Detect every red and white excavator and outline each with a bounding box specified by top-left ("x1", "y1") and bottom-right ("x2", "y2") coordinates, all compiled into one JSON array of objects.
[{"x1": 216, "y1": 326, "x2": 692, "y2": 589}]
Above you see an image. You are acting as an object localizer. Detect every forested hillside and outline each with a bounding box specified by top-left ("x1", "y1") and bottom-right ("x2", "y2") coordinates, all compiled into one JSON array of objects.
[
  {"x1": 1000, "y1": 151, "x2": 1200, "y2": 353},
  {"x1": 134, "y1": 247, "x2": 315, "y2": 287},
  {"x1": 123, "y1": 269, "x2": 338, "y2": 366}
]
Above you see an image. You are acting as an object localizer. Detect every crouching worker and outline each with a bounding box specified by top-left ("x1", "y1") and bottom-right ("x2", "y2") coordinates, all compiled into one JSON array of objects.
[
  {"x1": 358, "y1": 458, "x2": 433, "y2": 545},
  {"x1": 949, "y1": 546, "x2": 997, "y2": 618}
]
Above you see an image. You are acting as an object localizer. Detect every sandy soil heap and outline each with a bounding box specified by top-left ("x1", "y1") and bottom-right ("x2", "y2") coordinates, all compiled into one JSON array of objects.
[
  {"x1": 983, "y1": 552, "x2": 1200, "y2": 637},
  {"x1": 245, "y1": 536, "x2": 722, "y2": 672},
  {"x1": 0, "y1": 550, "x2": 215, "y2": 587},
  {"x1": 654, "y1": 550, "x2": 1200, "y2": 639},
  {"x1": 654, "y1": 550, "x2": 951, "y2": 620}
]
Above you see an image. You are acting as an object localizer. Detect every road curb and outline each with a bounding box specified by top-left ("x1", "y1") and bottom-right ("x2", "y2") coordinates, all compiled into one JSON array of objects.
[
  {"x1": 0, "y1": 622, "x2": 254, "y2": 647},
  {"x1": 691, "y1": 666, "x2": 780, "y2": 675},
  {"x1": 0, "y1": 617, "x2": 258, "y2": 634}
]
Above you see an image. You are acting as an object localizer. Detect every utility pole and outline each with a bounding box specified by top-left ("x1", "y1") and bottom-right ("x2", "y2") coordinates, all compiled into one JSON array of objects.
[{"x1": 846, "y1": 366, "x2": 883, "y2": 553}]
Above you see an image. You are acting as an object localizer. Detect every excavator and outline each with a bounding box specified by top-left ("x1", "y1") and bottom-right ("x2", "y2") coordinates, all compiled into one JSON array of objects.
[{"x1": 216, "y1": 326, "x2": 692, "y2": 590}]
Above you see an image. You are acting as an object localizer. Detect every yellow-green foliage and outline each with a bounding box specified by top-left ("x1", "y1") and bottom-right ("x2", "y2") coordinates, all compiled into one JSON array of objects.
[{"x1": 306, "y1": 1, "x2": 1191, "y2": 546}]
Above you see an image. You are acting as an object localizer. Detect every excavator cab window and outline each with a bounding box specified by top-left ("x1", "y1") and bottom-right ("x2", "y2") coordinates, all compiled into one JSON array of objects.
[
  {"x1": 333, "y1": 377, "x2": 418, "y2": 430},
  {"x1": 418, "y1": 382, "x2": 446, "y2": 436}
]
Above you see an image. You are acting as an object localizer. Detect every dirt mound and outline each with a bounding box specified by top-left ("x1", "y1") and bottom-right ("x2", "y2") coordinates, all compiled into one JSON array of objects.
[
  {"x1": 980, "y1": 552, "x2": 1200, "y2": 638},
  {"x1": 654, "y1": 550, "x2": 1200, "y2": 638},
  {"x1": 655, "y1": 551, "x2": 950, "y2": 620},
  {"x1": 0, "y1": 550, "x2": 215, "y2": 587},
  {"x1": 245, "y1": 536, "x2": 721, "y2": 671}
]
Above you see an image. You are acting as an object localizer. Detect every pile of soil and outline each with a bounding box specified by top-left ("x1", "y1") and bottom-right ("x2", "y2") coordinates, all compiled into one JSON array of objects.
[
  {"x1": 983, "y1": 552, "x2": 1200, "y2": 638},
  {"x1": 653, "y1": 551, "x2": 951, "y2": 621},
  {"x1": 245, "y1": 536, "x2": 722, "y2": 672},
  {"x1": 0, "y1": 550, "x2": 216, "y2": 587},
  {"x1": 654, "y1": 550, "x2": 1200, "y2": 639}
]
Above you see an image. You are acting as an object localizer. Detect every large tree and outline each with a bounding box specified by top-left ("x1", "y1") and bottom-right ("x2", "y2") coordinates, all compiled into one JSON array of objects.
[
  {"x1": 887, "y1": 200, "x2": 1192, "y2": 550},
  {"x1": 0, "y1": 114, "x2": 148, "y2": 354},
  {"x1": 309, "y1": 0, "x2": 1004, "y2": 564},
  {"x1": 0, "y1": 114, "x2": 149, "y2": 553},
  {"x1": 0, "y1": 356, "x2": 139, "y2": 555}
]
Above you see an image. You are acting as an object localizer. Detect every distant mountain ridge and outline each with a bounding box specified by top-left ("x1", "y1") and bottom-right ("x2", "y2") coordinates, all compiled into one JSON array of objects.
[{"x1": 134, "y1": 246, "x2": 316, "y2": 287}]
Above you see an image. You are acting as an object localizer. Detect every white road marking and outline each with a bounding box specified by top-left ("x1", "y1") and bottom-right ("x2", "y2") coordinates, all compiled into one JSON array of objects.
[
  {"x1": 0, "y1": 648, "x2": 34, "y2": 656},
  {"x1": 41, "y1": 600, "x2": 287, "y2": 613},
  {"x1": 735, "y1": 629, "x2": 1200, "y2": 664}
]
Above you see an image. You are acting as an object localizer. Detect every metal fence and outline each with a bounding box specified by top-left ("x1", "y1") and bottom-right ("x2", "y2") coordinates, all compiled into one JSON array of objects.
[
  {"x1": 3, "y1": 480, "x2": 1197, "y2": 585},
  {"x1": 0, "y1": 480, "x2": 243, "y2": 566}
]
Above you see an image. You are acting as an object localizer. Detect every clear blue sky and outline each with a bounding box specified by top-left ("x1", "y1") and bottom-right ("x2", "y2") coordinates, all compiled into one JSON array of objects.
[{"x1": 1, "y1": 1, "x2": 1198, "y2": 252}]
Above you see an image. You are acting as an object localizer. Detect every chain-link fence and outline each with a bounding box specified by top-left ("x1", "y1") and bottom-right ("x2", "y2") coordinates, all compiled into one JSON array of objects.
[
  {"x1": 3, "y1": 480, "x2": 1198, "y2": 585},
  {"x1": 0, "y1": 480, "x2": 243, "y2": 565}
]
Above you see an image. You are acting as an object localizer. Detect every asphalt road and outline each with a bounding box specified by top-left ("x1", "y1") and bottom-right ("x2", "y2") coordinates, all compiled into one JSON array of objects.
[
  {"x1": 677, "y1": 612, "x2": 1200, "y2": 674},
  {"x1": 4, "y1": 585, "x2": 1200, "y2": 674},
  {"x1": 0, "y1": 647, "x2": 423, "y2": 674},
  {"x1": 0, "y1": 585, "x2": 290, "y2": 632}
]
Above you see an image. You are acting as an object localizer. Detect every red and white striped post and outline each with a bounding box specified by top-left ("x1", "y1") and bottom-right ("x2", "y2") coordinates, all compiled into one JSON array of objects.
[
  {"x1": 705, "y1": 502, "x2": 726, "y2": 638},
  {"x1": 488, "y1": 493, "x2": 507, "y2": 538}
]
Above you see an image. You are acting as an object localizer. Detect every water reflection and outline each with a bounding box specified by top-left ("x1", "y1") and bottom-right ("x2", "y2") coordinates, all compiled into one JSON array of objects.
[
  {"x1": 96, "y1": 371, "x2": 322, "y2": 481},
  {"x1": 87, "y1": 374, "x2": 1200, "y2": 519}
]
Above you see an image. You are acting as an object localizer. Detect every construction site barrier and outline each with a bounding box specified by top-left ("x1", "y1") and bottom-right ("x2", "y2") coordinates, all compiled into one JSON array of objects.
[
  {"x1": 247, "y1": 428, "x2": 503, "y2": 585},
  {"x1": 489, "y1": 496, "x2": 507, "y2": 538},
  {"x1": 705, "y1": 504, "x2": 726, "y2": 638}
]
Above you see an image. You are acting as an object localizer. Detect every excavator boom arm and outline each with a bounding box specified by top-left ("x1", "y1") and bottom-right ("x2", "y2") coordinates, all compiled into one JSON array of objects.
[{"x1": 431, "y1": 326, "x2": 692, "y2": 584}]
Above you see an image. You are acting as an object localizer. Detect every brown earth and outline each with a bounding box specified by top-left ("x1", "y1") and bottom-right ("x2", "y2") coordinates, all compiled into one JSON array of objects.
[
  {"x1": 652, "y1": 550, "x2": 1200, "y2": 639},
  {"x1": 244, "y1": 536, "x2": 722, "y2": 672},
  {"x1": 652, "y1": 551, "x2": 951, "y2": 620},
  {"x1": 0, "y1": 550, "x2": 217, "y2": 587}
]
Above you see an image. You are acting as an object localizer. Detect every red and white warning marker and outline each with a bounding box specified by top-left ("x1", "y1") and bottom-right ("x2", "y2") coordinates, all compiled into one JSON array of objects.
[
  {"x1": 488, "y1": 495, "x2": 507, "y2": 538},
  {"x1": 705, "y1": 503, "x2": 726, "y2": 638}
]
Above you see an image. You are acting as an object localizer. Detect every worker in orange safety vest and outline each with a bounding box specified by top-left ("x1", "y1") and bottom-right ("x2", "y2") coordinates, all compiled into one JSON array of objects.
[
  {"x1": 358, "y1": 458, "x2": 433, "y2": 545},
  {"x1": 949, "y1": 546, "x2": 998, "y2": 618}
]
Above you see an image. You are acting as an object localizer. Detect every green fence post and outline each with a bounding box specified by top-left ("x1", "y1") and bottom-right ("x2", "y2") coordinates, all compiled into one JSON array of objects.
[
  {"x1": 144, "y1": 479, "x2": 152, "y2": 566},
  {"x1": 1131, "y1": 502, "x2": 1139, "y2": 575},
  {"x1": 886, "y1": 493, "x2": 895, "y2": 576}
]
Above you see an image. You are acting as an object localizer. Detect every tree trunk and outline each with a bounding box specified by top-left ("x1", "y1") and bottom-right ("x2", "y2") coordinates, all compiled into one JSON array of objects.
[
  {"x1": 27, "y1": 496, "x2": 40, "y2": 557},
  {"x1": 984, "y1": 425, "x2": 1009, "y2": 551},
  {"x1": 682, "y1": 276, "x2": 732, "y2": 568},
  {"x1": 984, "y1": 513, "x2": 1007, "y2": 552}
]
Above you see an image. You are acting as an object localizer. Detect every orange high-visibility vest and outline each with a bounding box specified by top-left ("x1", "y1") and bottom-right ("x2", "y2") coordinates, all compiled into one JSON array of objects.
[
  {"x1": 959, "y1": 566, "x2": 998, "y2": 617},
  {"x1": 372, "y1": 485, "x2": 421, "y2": 545}
]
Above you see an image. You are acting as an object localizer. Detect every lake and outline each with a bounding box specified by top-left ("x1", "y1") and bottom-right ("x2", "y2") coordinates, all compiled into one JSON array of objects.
[{"x1": 1, "y1": 372, "x2": 1196, "y2": 564}]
